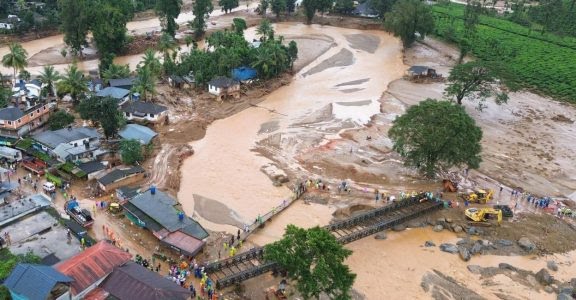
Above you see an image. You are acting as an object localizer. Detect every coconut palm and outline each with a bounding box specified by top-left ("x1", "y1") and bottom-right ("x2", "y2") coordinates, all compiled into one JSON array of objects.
[
  {"x1": 158, "y1": 33, "x2": 178, "y2": 63},
  {"x1": 132, "y1": 66, "x2": 156, "y2": 101},
  {"x1": 38, "y1": 65, "x2": 62, "y2": 97},
  {"x1": 256, "y1": 19, "x2": 274, "y2": 41},
  {"x1": 102, "y1": 64, "x2": 131, "y2": 84},
  {"x1": 59, "y1": 63, "x2": 88, "y2": 102},
  {"x1": 2, "y1": 43, "x2": 28, "y2": 83},
  {"x1": 138, "y1": 49, "x2": 162, "y2": 78}
]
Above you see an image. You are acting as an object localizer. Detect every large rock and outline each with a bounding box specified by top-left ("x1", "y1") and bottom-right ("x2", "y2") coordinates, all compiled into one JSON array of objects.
[
  {"x1": 496, "y1": 239, "x2": 514, "y2": 247},
  {"x1": 452, "y1": 224, "x2": 463, "y2": 233},
  {"x1": 557, "y1": 293, "x2": 573, "y2": 300},
  {"x1": 458, "y1": 246, "x2": 471, "y2": 262},
  {"x1": 518, "y1": 237, "x2": 536, "y2": 252},
  {"x1": 456, "y1": 238, "x2": 471, "y2": 246},
  {"x1": 433, "y1": 225, "x2": 444, "y2": 232},
  {"x1": 467, "y1": 226, "x2": 482, "y2": 235},
  {"x1": 544, "y1": 286, "x2": 554, "y2": 293},
  {"x1": 425, "y1": 240, "x2": 436, "y2": 247},
  {"x1": 535, "y1": 268, "x2": 554, "y2": 286},
  {"x1": 571, "y1": 278, "x2": 576, "y2": 288},
  {"x1": 392, "y1": 224, "x2": 406, "y2": 231},
  {"x1": 559, "y1": 286, "x2": 574, "y2": 295},
  {"x1": 467, "y1": 265, "x2": 482, "y2": 274},
  {"x1": 407, "y1": 220, "x2": 424, "y2": 228},
  {"x1": 547, "y1": 261, "x2": 559, "y2": 272},
  {"x1": 470, "y1": 241, "x2": 484, "y2": 255},
  {"x1": 498, "y1": 263, "x2": 518, "y2": 271},
  {"x1": 374, "y1": 232, "x2": 387, "y2": 240},
  {"x1": 440, "y1": 243, "x2": 459, "y2": 254}
]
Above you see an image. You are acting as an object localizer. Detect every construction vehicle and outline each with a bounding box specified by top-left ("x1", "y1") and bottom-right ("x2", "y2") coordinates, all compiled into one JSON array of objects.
[
  {"x1": 465, "y1": 207, "x2": 502, "y2": 226},
  {"x1": 21, "y1": 157, "x2": 47, "y2": 175},
  {"x1": 493, "y1": 205, "x2": 513, "y2": 218},
  {"x1": 459, "y1": 189, "x2": 494, "y2": 204}
]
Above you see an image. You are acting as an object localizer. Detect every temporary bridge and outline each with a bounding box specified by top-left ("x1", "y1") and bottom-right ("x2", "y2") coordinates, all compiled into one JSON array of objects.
[{"x1": 204, "y1": 193, "x2": 442, "y2": 289}]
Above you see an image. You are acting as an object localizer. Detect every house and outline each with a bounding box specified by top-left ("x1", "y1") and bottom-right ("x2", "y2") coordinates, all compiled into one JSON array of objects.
[
  {"x1": 55, "y1": 241, "x2": 132, "y2": 299},
  {"x1": 77, "y1": 161, "x2": 108, "y2": 180},
  {"x1": 118, "y1": 124, "x2": 157, "y2": 145},
  {"x1": 97, "y1": 165, "x2": 146, "y2": 192},
  {"x1": 95, "y1": 87, "x2": 131, "y2": 105},
  {"x1": 32, "y1": 127, "x2": 101, "y2": 162},
  {"x1": 109, "y1": 78, "x2": 136, "y2": 90},
  {"x1": 122, "y1": 188, "x2": 209, "y2": 256},
  {"x1": 352, "y1": 1, "x2": 378, "y2": 18},
  {"x1": 232, "y1": 66, "x2": 257, "y2": 83},
  {"x1": 120, "y1": 101, "x2": 168, "y2": 123},
  {"x1": 0, "y1": 16, "x2": 20, "y2": 30},
  {"x1": 3, "y1": 263, "x2": 74, "y2": 300},
  {"x1": 87, "y1": 78, "x2": 104, "y2": 93},
  {"x1": 0, "y1": 103, "x2": 52, "y2": 138},
  {"x1": 84, "y1": 262, "x2": 192, "y2": 300},
  {"x1": 208, "y1": 76, "x2": 240, "y2": 101}
]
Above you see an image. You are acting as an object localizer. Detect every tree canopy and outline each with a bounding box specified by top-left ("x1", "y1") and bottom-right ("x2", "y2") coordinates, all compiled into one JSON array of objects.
[
  {"x1": 47, "y1": 111, "x2": 75, "y2": 130},
  {"x1": 58, "y1": 63, "x2": 88, "y2": 102},
  {"x1": 444, "y1": 60, "x2": 513, "y2": 108},
  {"x1": 2, "y1": 43, "x2": 28, "y2": 82},
  {"x1": 58, "y1": 0, "x2": 89, "y2": 55},
  {"x1": 156, "y1": 0, "x2": 183, "y2": 37},
  {"x1": 302, "y1": 0, "x2": 333, "y2": 24},
  {"x1": 219, "y1": 0, "x2": 239, "y2": 14},
  {"x1": 38, "y1": 65, "x2": 62, "y2": 97},
  {"x1": 102, "y1": 64, "x2": 131, "y2": 84},
  {"x1": 120, "y1": 139, "x2": 144, "y2": 165},
  {"x1": 383, "y1": 0, "x2": 435, "y2": 48},
  {"x1": 264, "y1": 225, "x2": 356, "y2": 300},
  {"x1": 388, "y1": 99, "x2": 483, "y2": 177},
  {"x1": 189, "y1": 0, "x2": 214, "y2": 38},
  {"x1": 77, "y1": 97, "x2": 125, "y2": 138}
]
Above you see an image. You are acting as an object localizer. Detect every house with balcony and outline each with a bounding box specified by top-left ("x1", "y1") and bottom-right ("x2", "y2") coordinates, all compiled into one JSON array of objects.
[
  {"x1": 0, "y1": 103, "x2": 52, "y2": 138},
  {"x1": 120, "y1": 101, "x2": 168, "y2": 124}
]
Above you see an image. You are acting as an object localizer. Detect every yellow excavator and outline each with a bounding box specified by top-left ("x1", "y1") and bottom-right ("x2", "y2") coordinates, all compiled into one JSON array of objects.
[
  {"x1": 459, "y1": 189, "x2": 494, "y2": 204},
  {"x1": 465, "y1": 207, "x2": 502, "y2": 226}
]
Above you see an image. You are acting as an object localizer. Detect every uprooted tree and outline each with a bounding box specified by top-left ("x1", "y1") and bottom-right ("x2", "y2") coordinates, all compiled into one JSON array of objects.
[
  {"x1": 264, "y1": 225, "x2": 356, "y2": 299},
  {"x1": 388, "y1": 99, "x2": 483, "y2": 177}
]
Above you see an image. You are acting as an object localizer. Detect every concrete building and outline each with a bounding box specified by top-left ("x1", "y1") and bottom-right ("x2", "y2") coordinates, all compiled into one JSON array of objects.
[{"x1": 120, "y1": 101, "x2": 168, "y2": 124}]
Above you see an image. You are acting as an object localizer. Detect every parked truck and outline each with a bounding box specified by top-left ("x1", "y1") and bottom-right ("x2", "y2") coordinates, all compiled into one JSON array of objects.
[
  {"x1": 65, "y1": 200, "x2": 94, "y2": 228},
  {"x1": 21, "y1": 157, "x2": 47, "y2": 175},
  {"x1": 0, "y1": 146, "x2": 22, "y2": 163}
]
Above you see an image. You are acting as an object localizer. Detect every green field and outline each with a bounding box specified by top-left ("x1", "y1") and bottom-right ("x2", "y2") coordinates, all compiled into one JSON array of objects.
[{"x1": 432, "y1": 4, "x2": 576, "y2": 103}]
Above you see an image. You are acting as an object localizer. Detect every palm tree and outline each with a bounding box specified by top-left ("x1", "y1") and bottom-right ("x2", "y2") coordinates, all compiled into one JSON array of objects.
[
  {"x1": 2, "y1": 43, "x2": 28, "y2": 83},
  {"x1": 132, "y1": 66, "x2": 156, "y2": 101},
  {"x1": 158, "y1": 33, "x2": 178, "y2": 63},
  {"x1": 138, "y1": 49, "x2": 162, "y2": 78},
  {"x1": 59, "y1": 63, "x2": 88, "y2": 102},
  {"x1": 38, "y1": 65, "x2": 62, "y2": 97},
  {"x1": 256, "y1": 20, "x2": 274, "y2": 41},
  {"x1": 102, "y1": 64, "x2": 131, "y2": 84}
]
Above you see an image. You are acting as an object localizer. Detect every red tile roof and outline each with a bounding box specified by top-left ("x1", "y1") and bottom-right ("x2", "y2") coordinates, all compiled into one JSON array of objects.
[{"x1": 55, "y1": 241, "x2": 132, "y2": 295}]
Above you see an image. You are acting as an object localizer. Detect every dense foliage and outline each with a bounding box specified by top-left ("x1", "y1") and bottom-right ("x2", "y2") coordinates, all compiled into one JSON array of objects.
[
  {"x1": 388, "y1": 99, "x2": 483, "y2": 177},
  {"x1": 1, "y1": 43, "x2": 28, "y2": 81},
  {"x1": 47, "y1": 110, "x2": 75, "y2": 130},
  {"x1": 302, "y1": 0, "x2": 333, "y2": 24},
  {"x1": 432, "y1": 3, "x2": 576, "y2": 103},
  {"x1": 264, "y1": 225, "x2": 356, "y2": 299},
  {"x1": 0, "y1": 248, "x2": 41, "y2": 281},
  {"x1": 156, "y1": 0, "x2": 183, "y2": 37},
  {"x1": 384, "y1": 0, "x2": 435, "y2": 47},
  {"x1": 120, "y1": 139, "x2": 144, "y2": 165},
  {"x1": 177, "y1": 20, "x2": 297, "y2": 85},
  {"x1": 189, "y1": 0, "x2": 214, "y2": 38},
  {"x1": 77, "y1": 97, "x2": 125, "y2": 138}
]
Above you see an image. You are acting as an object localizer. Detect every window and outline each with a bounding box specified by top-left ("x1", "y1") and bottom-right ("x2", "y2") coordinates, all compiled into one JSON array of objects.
[
  {"x1": 30, "y1": 113, "x2": 34, "y2": 117},
  {"x1": 36, "y1": 109, "x2": 40, "y2": 113},
  {"x1": 74, "y1": 143, "x2": 78, "y2": 147},
  {"x1": 43, "y1": 105, "x2": 46, "y2": 110},
  {"x1": 18, "y1": 119, "x2": 21, "y2": 123},
  {"x1": 7, "y1": 121, "x2": 11, "y2": 125},
  {"x1": 150, "y1": 113, "x2": 155, "y2": 118},
  {"x1": 125, "y1": 112, "x2": 129, "y2": 117}
]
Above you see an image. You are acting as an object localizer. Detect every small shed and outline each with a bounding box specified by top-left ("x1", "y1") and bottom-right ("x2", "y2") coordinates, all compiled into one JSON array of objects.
[
  {"x1": 207, "y1": 76, "x2": 240, "y2": 102},
  {"x1": 232, "y1": 67, "x2": 257, "y2": 82}
]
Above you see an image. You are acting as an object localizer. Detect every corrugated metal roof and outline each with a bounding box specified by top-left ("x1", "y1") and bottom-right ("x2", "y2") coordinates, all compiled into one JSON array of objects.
[
  {"x1": 54, "y1": 241, "x2": 132, "y2": 295},
  {"x1": 97, "y1": 166, "x2": 145, "y2": 186},
  {"x1": 96, "y1": 87, "x2": 130, "y2": 99},
  {"x1": 118, "y1": 124, "x2": 157, "y2": 145},
  {"x1": 121, "y1": 101, "x2": 167, "y2": 115},
  {"x1": 4, "y1": 263, "x2": 73, "y2": 300},
  {"x1": 162, "y1": 231, "x2": 205, "y2": 257},
  {"x1": 99, "y1": 262, "x2": 191, "y2": 300},
  {"x1": 33, "y1": 127, "x2": 100, "y2": 149}
]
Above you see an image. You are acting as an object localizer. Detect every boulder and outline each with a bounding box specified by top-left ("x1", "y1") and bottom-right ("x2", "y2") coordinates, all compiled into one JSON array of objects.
[
  {"x1": 544, "y1": 286, "x2": 554, "y2": 293},
  {"x1": 557, "y1": 294, "x2": 573, "y2": 300},
  {"x1": 547, "y1": 261, "x2": 559, "y2": 272},
  {"x1": 374, "y1": 232, "x2": 387, "y2": 240},
  {"x1": 467, "y1": 226, "x2": 482, "y2": 235},
  {"x1": 392, "y1": 224, "x2": 406, "y2": 231},
  {"x1": 407, "y1": 220, "x2": 424, "y2": 228},
  {"x1": 518, "y1": 237, "x2": 536, "y2": 252},
  {"x1": 433, "y1": 225, "x2": 444, "y2": 232},
  {"x1": 498, "y1": 263, "x2": 518, "y2": 271},
  {"x1": 535, "y1": 268, "x2": 554, "y2": 286},
  {"x1": 440, "y1": 243, "x2": 459, "y2": 254},
  {"x1": 470, "y1": 242, "x2": 484, "y2": 255},
  {"x1": 458, "y1": 246, "x2": 471, "y2": 262},
  {"x1": 452, "y1": 225, "x2": 463, "y2": 233},
  {"x1": 467, "y1": 265, "x2": 482, "y2": 274},
  {"x1": 425, "y1": 240, "x2": 436, "y2": 247},
  {"x1": 456, "y1": 238, "x2": 471, "y2": 246},
  {"x1": 445, "y1": 218, "x2": 453, "y2": 223},
  {"x1": 559, "y1": 286, "x2": 574, "y2": 295},
  {"x1": 571, "y1": 278, "x2": 576, "y2": 288},
  {"x1": 496, "y1": 239, "x2": 514, "y2": 247}
]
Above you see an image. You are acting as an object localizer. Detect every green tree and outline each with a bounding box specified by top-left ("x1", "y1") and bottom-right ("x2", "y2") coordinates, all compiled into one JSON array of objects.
[
  {"x1": 47, "y1": 110, "x2": 75, "y2": 130},
  {"x1": 120, "y1": 139, "x2": 144, "y2": 165},
  {"x1": 444, "y1": 60, "x2": 511, "y2": 107},
  {"x1": 252, "y1": 40, "x2": 290, "y2": 78},
  {"x1": 133, "y1": 66, "x2": 157, "y2": 101},
  {"x1": 90, "y1": 0, "x2": 134, "y2": 57},
  {"x1": 388, "y1": 99, "x2": 482, "y2": 177},
  {"x1": 189, "y1": 0, "x2": 213, "y2": 38},
  {"x1": 58, "y1": 0, "x2": 89, "y2": 55},
  {"x1": 2, "y1": 43, "x2": 28, "y2": 82},
  {"x1": 286, "y1": 0, "x2": 296, "y2": 14},
  {"x1": 18, "y1": 70, "x2": 31, "y2": 81},
  {"x1": 383, "y1": 0, "x2": 434, "y2": 48},
  {"x1": 265, "y1": 225, "x2": 356, "y2": 300},
  {"x1": 463, "y1": 0, "x2": 481, "y2": 37},
  {"x1": 256, "y1": 19, "x2": 274, "y2": 41},
  {"x1": 302, "y1": 0, "x2": 316, "y2": 23},
  {"x1": 78, "y1": 97, "x2": 124, "y2": 138},
  {"x1": 38, "y1": 65, "x2": 62, "y2": 97},
  {"x1": 156, "y1": 0, "x2": 183, "y2": 37},
  {"x1": 138, "y1": 49, "x2": 163, "y2": 77},
  {"x1": 158, "y1": 33, "x2": 178, "y2": 63},
  {"x1": 58, "y1": 63, "x2": 88, "y2": 102},
  {"x1": 219, "y1": 0, "x2": 239, "y2": 13},
  {"x1": 288, "y1": 40, "x2": 298, "y2": 68},
  {"x1": 371, "y1": 0, "x2": 397, "y2": 17},
  {"x1": 232, "y1": 18, "x2": 248, "y2": 35},
  {"x1": 334, "y1": 0, "x2": 355, "y2": 15},
  {"x1": 0, "y1": 85, "x2": 9, "y2": 108},
  {"x1": 102, "y1": 64, "x2": 131, "y2": 84},
  {"x1": 271, "y1": 0, "x2": 287, "y2": 18},
  {"x1": 259, "y1": 0, "x2": 270, "y2": 16},
  {"x1": 0, "y1": 248, "x2": 41, "y2": 281},
  {"x1": 0, "y1": 286, "x2": 11, "y2": 300}
]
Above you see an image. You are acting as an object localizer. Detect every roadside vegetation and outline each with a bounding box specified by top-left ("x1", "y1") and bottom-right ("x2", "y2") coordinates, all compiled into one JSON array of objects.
[{"x1": 0, "y1": 248, "x2": 41, "y2": 281}]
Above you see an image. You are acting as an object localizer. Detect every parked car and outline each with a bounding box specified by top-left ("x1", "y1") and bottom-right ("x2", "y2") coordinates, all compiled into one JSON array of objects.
[{"x1": 43, "y1": 182, "x2": 56, "y2": 193}]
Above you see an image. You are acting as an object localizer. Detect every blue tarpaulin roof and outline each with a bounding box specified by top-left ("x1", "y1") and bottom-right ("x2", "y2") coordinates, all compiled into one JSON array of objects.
[{"x1": 232, "y1": 67, "x2": 257, "y2": 81}]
